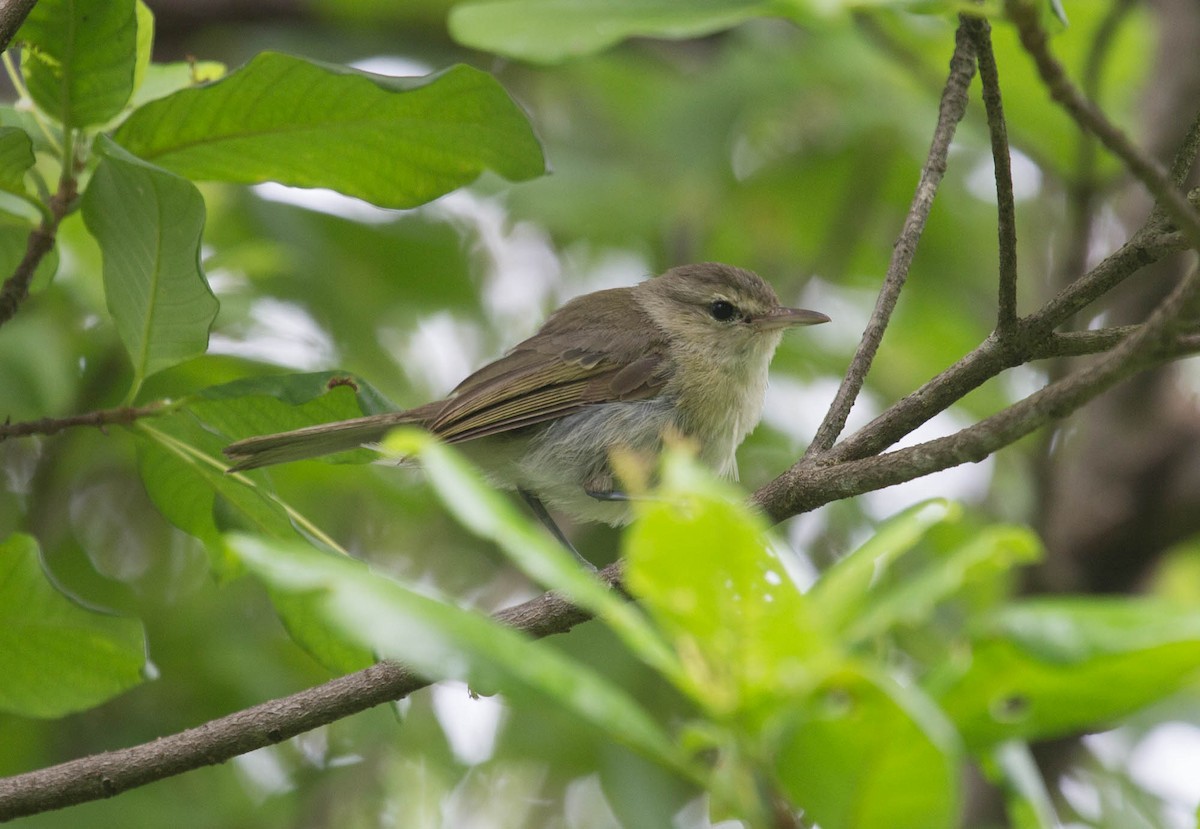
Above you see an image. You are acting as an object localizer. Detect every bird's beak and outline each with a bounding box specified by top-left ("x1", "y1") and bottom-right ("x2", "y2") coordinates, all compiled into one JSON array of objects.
[{"x1": 749, "y1": 307, "x2": 831, "y2": 331}]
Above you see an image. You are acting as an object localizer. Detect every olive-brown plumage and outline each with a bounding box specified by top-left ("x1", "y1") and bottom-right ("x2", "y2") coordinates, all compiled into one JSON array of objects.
[{"x1": 224, "y1": 262, "x2": 828, "y2": 525}]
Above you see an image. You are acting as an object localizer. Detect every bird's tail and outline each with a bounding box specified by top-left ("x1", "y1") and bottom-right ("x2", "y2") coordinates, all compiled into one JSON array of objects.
[{"x1": 223, "y1": 408, "x2": 433, "y2": 472}]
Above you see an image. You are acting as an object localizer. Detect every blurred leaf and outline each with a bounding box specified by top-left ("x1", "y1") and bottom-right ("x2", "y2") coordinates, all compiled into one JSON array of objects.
[
  {"x1": 843, "y1": 524, "x2": 1042, "y2": 644},
  {"x1": 129, "y1": 60, "x2": 227, "y2": 109},
  {"x1": 623, "y1": 451, "x2": 829, "y2": 713},
  {"x1": 985, "y1": 741, "x2": 1060, "y2": 829},
  {"x1": 114, "y1": 54, "x2": 545, "y2": 209},
  {"x1": 385, "y1": 429, "x2": 681, "y2": 680},
  {"x1": 81, "y1": 137, "x2": 217, "y2": 398},
  {"x1": 449, "y1": 0, "x2": 783, "y2": 64},
  {"x1": 932, "y1": 598, "x2": 1200, "y2": 749},
  {"x1": 0, "y1": 128, "x2": 34, "y2": 197},
  {"x1": 17, "y1": 0, "x2": 138, "y2": 128},
  {"x1": 133, "y1": 0, "x2": 154, "y2": 95},
  {"x1": 0, "y1": 533, "x2": 146, "y2": 718},
  {"x1": 810, "y1": 500, "x2": 956, "y2": 636},
  {"x1": 231, "y1": 533, "x2": 690, "y2": 772},
  {"x1": 774, "y1": 665, "x2": 960, "y2": 829},
  {"x1": 267, "y1": 588, "x2": 375, "y2": 675}
]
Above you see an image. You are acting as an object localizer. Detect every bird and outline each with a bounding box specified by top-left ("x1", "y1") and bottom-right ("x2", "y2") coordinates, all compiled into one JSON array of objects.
[{"x1": 224, "y1": 262, "x2": 828, "y2": 552}]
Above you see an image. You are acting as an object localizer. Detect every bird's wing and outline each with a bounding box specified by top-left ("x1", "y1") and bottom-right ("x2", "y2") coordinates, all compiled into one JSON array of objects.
[{"x1": 431, "y1": 287, "x2": 673, "y2": 443}]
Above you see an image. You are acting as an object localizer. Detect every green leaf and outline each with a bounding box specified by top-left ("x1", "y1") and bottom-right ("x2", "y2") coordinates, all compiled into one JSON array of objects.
[
  {"x1": 774, "y1": 666, "x2": 961, "y2": 829},
  {"x1": 931, "y1": 598, "x2": 1200, "y2": 749},
  {"x1": 191, "y1": 371, "x2": 395, "y2": 465},
  {"x1": 17, "y1": 0, "x2": 138, "y2": 128},
  {"x1": 130, "y1": 60, "x2": 227, "y2": 109},
  {"x1": 135, "y1": 412, "x2": 306, "y2": 578},
  {"x1": 384, "y1": 430, "x2": 681, "y2": 682},
  {"x1": 81, "y1": 136, "x2": 217, "y2": 397},
  {"x1": 230, "y1": 533, "x2": 689, "y2": 772},
  {"x1": 809, "y1": 500, "x2": 956, "y2": 636},
  {"x1": 449, "y1": 0, "x2": 784, "y2": 64},
  {"x1": 843, "y1": 524, "x2": 1042, "y2": 645},
  {"x1": 0, "y1": 534, "x2": 146, "y2": 718},
  {"x1": 113, "y1": 53, "x2": 545, "y2": 209},
  {"x1": 623, "y1": 451, "x2": 830, "y2": 713},
  {"x1": 0, "y1": 128, "x2": 35, "y2": 197},
  {"x1": 132, "y1": 0, "x2": 154, "y2": 96}
]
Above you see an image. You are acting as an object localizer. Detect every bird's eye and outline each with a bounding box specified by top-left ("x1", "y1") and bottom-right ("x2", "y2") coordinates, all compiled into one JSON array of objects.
[{"x1": 709, "y1": 300, "x2": 738, "y2": 321}]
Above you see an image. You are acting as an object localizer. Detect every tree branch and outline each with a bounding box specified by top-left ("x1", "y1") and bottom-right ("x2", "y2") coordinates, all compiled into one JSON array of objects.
[
  {"x1": 0, "y1": 562, "x2": 623, "y2": 821},
  {"x1": 806, "y1": 18, "x2": 977, "y2": 454},
  {"x1": 756, "y1": 260, "x2": 1200, "y2": 521},
  {"x1": 1006, "y1": 0, "x2": 1200, "y2": 253},
  {"x1": 0, "y1": 402, "x2": 173, "y2": 442},
  {"x1": 0, "y1": 176, "x2": 75, "y2": 328},
  {"x1": 964, "y1": 15, "x2": 1019, "y2": 334},
  {"x1": 0, "y1": 0, "x2": 36, "y2": 54}
]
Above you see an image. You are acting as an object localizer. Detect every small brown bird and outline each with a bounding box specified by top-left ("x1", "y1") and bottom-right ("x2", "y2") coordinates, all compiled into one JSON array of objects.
[{"x1": 225, "y1": 263, "x2": 828, "y2": 544}]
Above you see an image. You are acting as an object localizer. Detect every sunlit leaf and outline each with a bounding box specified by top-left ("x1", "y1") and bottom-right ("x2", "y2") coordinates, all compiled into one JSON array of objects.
[
  {"x1": 81, "y1": 137, "x2": 217, "y2": 397},
  {"x1": 623, "y1": 451, "x2": 830, "y2": 712},
  {"x1": 0, "y1": 534, "x2": 146, "y2": 718},
  {"x1": 114, "y1": 54, "x2": 545, "y2": 209},
  {"x1": 17, "y1": 0, "x2": 138, "y2": 128}
]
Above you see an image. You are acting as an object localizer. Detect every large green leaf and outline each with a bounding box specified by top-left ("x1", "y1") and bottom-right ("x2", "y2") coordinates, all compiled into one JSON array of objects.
[
  {"x1": 230, "y1": 533, "x2": 689, "y2": 773},
  {"x1": 0, "y1": 534, "x2": 146, "y2": 718},
  {"x1": 931, "y1": 598, "x2": 1200, "y2": 749},
  {"x1": 113, "y1": 54, "x2": 545, "y2": 209},
  {"x1": 774, "y1": 666, "x2": 961, "y2": 829},
  {"x1": 17, "y1": 0, "x2": 138, "y2": 128},
  {"x1": 449, "y1": 0, "x2": 784, "y2": 64},
  {"x1": 623, "y1": 451, "x2": 830, "y2": 713},
  {"x1": 81, "y1": 137, "x2": 217, "y2": 397}
]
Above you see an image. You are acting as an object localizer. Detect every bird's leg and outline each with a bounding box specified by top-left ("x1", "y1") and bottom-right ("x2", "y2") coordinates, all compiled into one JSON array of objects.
[{"x1": 518, "y1": 489, "x2": 596, "y2": 571}]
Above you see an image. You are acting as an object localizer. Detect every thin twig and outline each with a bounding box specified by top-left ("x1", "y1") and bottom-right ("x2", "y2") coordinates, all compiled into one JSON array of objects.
[
  {"x1": 0, "y1": 562, "x2": 624, "y2": 821},
  {"x1": 821, "y1": 223, "x2": 1185, "y2": 465},
  {"x1": 1006, "y1": 0, "x2": 1200, "y2": 253},
  {"x1": 0, "y1": 177, "x2": 74, "y2": 328},
  {"x1": 757, "y1": 261, "x2": 1200, "y2": 521},
  {"x1": 965, "y1": 16, "x2": 1019, "y2": 333},
  {"x1": 0, "y1": 402, "x2": 172, "y2": 442},
  {"x1": 1166, "y1": 110, "x2": 1200, "y2": 190},
  {"x1": 806, "y1": 20, "x2": 978, "y2": 455}
]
